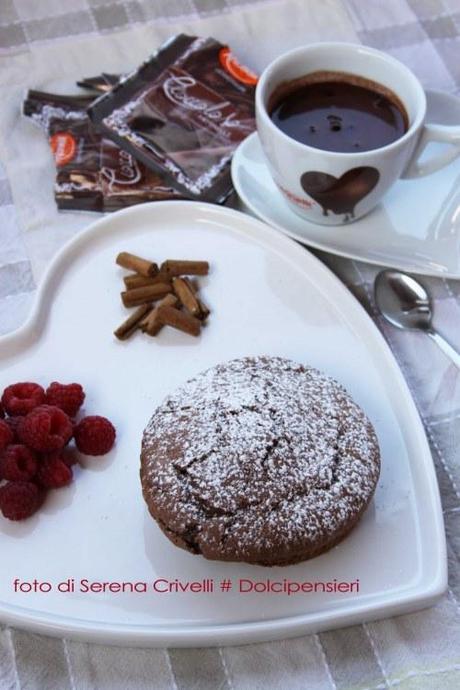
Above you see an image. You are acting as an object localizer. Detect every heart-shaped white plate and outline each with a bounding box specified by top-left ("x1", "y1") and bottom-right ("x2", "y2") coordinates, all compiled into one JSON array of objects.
[{"x1": 0, "y1": 201, "x2": 446, "y2": 646}]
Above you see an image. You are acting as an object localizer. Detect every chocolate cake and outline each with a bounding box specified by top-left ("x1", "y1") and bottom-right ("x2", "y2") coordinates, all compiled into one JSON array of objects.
[{"x1": 140, "y1": 356, "x2": 380, "y2": 566}]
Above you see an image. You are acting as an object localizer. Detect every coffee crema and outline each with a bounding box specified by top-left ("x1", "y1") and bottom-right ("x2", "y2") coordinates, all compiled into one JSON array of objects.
[{"x1": 269, "y1": 71, "x2": 408, "y2": 153}]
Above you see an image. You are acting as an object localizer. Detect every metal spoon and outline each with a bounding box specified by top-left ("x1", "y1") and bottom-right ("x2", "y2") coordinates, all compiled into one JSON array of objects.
[{"x1": 374, "y1": 269, "x2": 460, "y2": 369}]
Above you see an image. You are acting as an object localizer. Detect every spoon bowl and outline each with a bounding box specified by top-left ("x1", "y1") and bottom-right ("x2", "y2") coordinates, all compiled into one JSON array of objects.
[
  {"x1": 374, "y1": 270, "x2": 433, "y2": 331},
  {"x1": 374, "y1": 269, "x2": 460, "y2": 369}
]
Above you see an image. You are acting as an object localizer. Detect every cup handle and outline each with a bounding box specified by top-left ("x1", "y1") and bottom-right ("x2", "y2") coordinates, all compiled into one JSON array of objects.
[{"x1": 402, "y1": 123, "x2": 460, "y2": 178}]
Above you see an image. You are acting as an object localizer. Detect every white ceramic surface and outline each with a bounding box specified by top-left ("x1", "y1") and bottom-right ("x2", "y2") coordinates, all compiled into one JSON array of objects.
[
  {"x1": 232, "y1": 90, "x2": 460, "y2": 278},
  {"x1": 0, "y1": 202, "x2": 446, "y2": 646}
]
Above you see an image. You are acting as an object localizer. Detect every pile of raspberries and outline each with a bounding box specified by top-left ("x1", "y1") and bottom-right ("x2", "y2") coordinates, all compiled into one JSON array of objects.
[{"x1": 0, "y1": 382, "x2": 116, "y2": 521}]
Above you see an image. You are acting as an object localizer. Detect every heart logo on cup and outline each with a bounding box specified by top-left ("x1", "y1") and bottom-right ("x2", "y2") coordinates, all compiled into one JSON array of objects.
[{"x1": 300, "y1": 167, "x2": 380, "y2": 221}]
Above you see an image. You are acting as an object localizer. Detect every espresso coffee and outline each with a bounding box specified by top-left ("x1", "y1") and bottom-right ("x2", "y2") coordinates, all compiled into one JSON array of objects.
[{"x1": 269, "y1": 72, "x2": 408, "y2": 153}]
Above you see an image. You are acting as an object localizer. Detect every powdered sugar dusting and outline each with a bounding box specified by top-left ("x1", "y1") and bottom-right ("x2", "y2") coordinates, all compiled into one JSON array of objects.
[{"x1": 141, "y1": 357, "x2": 380, "y2": 565}]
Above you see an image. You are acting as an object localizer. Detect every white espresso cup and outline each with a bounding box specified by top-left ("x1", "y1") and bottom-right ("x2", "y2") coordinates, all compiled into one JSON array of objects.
[{"x1": 256, "y1": 42, "x2": 460, "y2": 225}]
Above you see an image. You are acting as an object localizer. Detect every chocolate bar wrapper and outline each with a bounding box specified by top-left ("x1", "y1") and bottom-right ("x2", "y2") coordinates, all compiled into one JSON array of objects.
[
  {"x1": 23, "y1": 90, "x2": 181, "y2": 211},
  {"x1": 88, "y1": 34, "x2": 257, "y2": 203},
  {"x1": 24, "y1": 90, "x2": 102, "y2": 210},
  {"x1": 99, "y1": 138, "x2": 183, "y2": 211},
  {"x1": 76, "y1": 73, "x2": 121, "y2": 94},
  {"x1": 48, "y1": 117, "x2": 102, "y2": 211},
  {"x1": 23, "y1": 90, "x2": 92, "y2": 129}
]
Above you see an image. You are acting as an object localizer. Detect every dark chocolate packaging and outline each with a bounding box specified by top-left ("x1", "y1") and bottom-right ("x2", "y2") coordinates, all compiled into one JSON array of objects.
[
  {"x1": 76, "y1": 73, "x2": 121, "y2": 93},
  {"x1": 89, "y1": 34, "x2": 257, "y2": 203},
  {"x1": 23, "y1": 90, "x2": 181, "y2": 212}
]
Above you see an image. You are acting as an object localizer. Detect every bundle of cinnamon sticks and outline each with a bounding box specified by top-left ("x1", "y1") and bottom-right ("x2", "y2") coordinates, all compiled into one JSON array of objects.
[{"x1": 114, "y1": 252, "x2": 210, "y2": 340}]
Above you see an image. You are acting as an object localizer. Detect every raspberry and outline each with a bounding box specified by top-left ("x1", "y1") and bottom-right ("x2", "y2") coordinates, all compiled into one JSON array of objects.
[
  {"x1": 4, "y1": 416, "x2": 23, "y2": 442},
  {"x1": 0, "y1": 481, "x2": 42, "y2": 521},
  {"x1": 37, "y1": 456, "x2": 73, "y2": 488},
  {"x1": 0, "y1": 402, "x2": 4, "y2": 418},
  {"x1": 0, "y1": 445, "x2": 38, "y2": 482},
  {"x1": 18, "y1": 405, "x2": 73, "y2": 452},
  {"x1": 74, "y1": 416, "x2": 116, "y2": 455},
  {"x1": 2, "y1": 382, "x2": 45, "y2": 416},
  {"x1": 60, "y1": 447, "x2": 79, "y2": 467},
  {"x1": 45, "y1": 382, "x2": 85, "y2": 417},
  {"x1": 0, "y1": 419, "x2": 14, "y2": 451}
]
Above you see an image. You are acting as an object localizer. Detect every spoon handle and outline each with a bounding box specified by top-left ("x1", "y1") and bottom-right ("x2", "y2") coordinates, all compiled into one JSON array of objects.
[{"x1": 428, "y1": 330, "x2": 460, "y2": 369}]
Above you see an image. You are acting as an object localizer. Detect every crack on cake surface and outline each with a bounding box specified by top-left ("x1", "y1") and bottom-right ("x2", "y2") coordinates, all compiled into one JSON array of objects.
[{"x1": 141, "y1": 356, "x2": 380, "y2": 565}]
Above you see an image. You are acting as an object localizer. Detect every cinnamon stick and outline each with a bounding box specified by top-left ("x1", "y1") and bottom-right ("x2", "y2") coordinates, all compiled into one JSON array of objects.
[
  {"x1": 183, "y1": 277, "x2": 199, "y2": 292},
  {"x1": 172, "y1": 277, "x2": 201, "y2": 316},
  {"x1": 114, "y1": 304, "x2": 152, "y2": 340},
  {"x1": 156, "y1": 305, "x2": 202, "y2": 337},
  {"x1": 197, "y1": 299, "x2": 210, "y2": 321},
  {"x1": 123, "y1": 273, "x2": 171, "y2": 290},
  {"x1": 160, "y1": 260, "x2": 209, "y2": 277},
  {"x1": 121, "y1": 283, "x2": 172, "y2": 308},
  {"x1": 182, "y1": 277, "x2": 210, "y2": 320},
  {"x1": 116, "y1": 252, "x2": 158, "y2": 277},
  {"x1": 140, "y1": 294, "x2": 178, "y2": 336}
]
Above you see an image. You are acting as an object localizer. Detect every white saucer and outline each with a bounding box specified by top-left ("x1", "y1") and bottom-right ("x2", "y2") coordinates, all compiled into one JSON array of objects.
[{"x1": 232, "y1": 90, "x2": 460, "y2": 279}]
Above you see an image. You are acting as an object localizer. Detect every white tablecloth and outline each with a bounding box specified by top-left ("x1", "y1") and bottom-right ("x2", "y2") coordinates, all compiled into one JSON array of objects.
[{"x1": 0, "y1": 1, "x2": 459, "y2": 689}]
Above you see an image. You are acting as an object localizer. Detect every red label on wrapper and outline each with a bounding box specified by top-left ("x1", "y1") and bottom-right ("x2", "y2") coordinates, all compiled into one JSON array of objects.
[
  {"x1": 49, "y1": 132, "x2": 76, "y2": 166},
  {"x1": 219, "y1": 47, "x2": 258, "y2": 85}
]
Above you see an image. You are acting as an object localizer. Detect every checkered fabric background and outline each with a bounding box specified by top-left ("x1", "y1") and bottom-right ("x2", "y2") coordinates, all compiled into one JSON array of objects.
[
  {"x1": 0, "y1": 1, "x2": 460, "y2": 689},
  {"x1": 0, "y1": 0, "x2": 271, "y2": 49}
]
